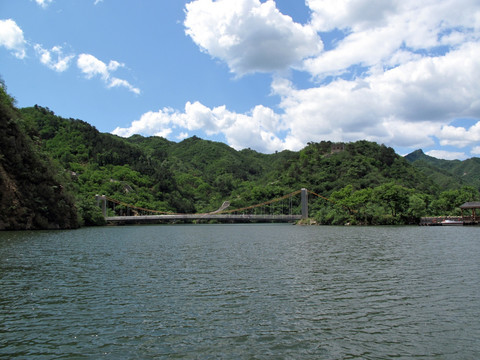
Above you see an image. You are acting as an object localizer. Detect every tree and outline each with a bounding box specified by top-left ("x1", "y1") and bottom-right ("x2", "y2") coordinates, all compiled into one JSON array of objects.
[
  {"x1": 374, "y1": 182, "x2": 411, "y2": 217},
  {"x1": 429, "y1": 186, "x2": 479, "y2": 215},
  {"x1": 407, "y1": 194, "x2": 427, "y2": 220},
  {"x1": 77, "y1": 198, "x2": 106, "y2": 226}
]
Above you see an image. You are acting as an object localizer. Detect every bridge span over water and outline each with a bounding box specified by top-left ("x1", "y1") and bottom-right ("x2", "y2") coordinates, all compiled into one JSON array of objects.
[
  {"x1": 97, "y1": 188, "x2": 317, "y2": 224},
  {"x1": 105, "y1": 214, "x2": 302, "y2": 223}
]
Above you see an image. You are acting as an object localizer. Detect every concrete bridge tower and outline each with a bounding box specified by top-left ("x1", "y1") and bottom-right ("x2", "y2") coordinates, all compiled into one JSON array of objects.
[
  {"x1": 301, "y1": 188, "x2": 308, "y2": 219},
  {"x1": 96, "y1": 195, "x2": 107, "y2": 218}
]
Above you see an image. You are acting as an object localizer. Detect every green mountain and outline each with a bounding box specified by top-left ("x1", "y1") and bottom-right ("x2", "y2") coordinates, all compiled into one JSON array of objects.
[
  {"x1": 0, "y1": 85, "x2": 79, "y2": 230},
  {"x1": 405, "y1": 149, "x2": 480, "y2": 190},
  {"x1": 1, "y1": 84, "x2": 478, "y2": 227}
]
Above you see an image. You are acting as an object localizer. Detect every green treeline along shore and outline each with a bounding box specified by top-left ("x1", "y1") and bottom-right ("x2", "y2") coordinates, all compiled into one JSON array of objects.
[{"x1": 1, "y1": 82, "x2": 479, "y2": 230}]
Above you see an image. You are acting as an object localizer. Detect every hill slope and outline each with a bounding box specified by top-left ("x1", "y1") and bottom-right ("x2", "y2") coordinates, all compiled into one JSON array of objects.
[
  {"x1": 0, "y1": 86, "x2": 78, "y2": 230},
  {"x1": 405, "y1": 149, "x2": 480, "y2": 190}
]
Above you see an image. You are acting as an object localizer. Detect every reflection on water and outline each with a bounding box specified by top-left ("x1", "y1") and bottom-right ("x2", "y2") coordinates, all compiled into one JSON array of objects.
[{"x1": 1, "y1": 225, "x2": 479, "y2": 359}]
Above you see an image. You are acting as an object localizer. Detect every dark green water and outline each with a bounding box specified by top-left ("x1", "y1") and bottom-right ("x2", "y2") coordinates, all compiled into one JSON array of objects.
[{"x1": 1, "y1": 224, "x2": 479, "y2": 359}]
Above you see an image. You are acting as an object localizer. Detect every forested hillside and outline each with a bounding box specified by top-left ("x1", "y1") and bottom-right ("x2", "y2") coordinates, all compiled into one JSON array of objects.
[
  {"x1": 405, "y1": 149, "x2": 480, "y2": 190},
  {"x1": 1, "y1": 84, "x2": 478, "y2": 228},
  {"x1": 0, "y1": 84, "x2": 78, "y2": 230},
  {"x1": 15, "y1": 103, "x2": 479, "y2": 226}
]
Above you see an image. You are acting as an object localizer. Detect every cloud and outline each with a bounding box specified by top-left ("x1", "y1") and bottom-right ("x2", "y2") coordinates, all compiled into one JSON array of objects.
[
  {"x1": 34, "y1": 44, "x2": 74, "y2": 72},
  {"x1": 113, "y1": 40, "x2": 480, "y2": 154},
  {"x1": 437, "y1": 121, "x2": 480, "y2": 148},
  {"x1": 0, "y1": 19, "x2": 140, "y2": 96},
  {"x1": 184, "y1": 0, "x2": 480, "y2": 80},
  {"x1": 303, "y1": 25, "x2": 404, "y2": 77},
  {"x1": 307, "y1": 0, "x2": 398, "y2": 31},
  {"x1": 112, "y1": 101, "x2": 286, "y2": 153},
  {"x1": 304, "y1": 0, "x2": 480, "y2": 78},
  {"x1": 77, "y1": 54, "x2": 140, "y2": 94},
  {"x1": 77, "y1": 54, "x2": 119, "y2": 80},
  {"x1": 177, "y1": 132, "x2": 189, "y2": 140},
  {"x1": 0, "y1": 19, "x2": 27, "y2": 59},
  {"x1": 108, "y1": 78, "x2": 141, "y2": 95},
  {"x1": 33, "y1": 0, "x2": 53, "y2": 8},
  {"x1": 273, "y1": 41, "x2": 480, "y2": 150},
  {"x1": 426, "y1": 150, "x2": 467, "y2": 160},
  {"x1": 112, "y1": 107, "x2": 176, "y2": 137},
  {"x1": 471, "y1": 146, "x2": 480, "y2": 155},
  {"x1": 184, "y1": 0, "x2": 322, "y2": 75},
  {"x1": 179, "y1": 0, "x2": 480, "y2": 155}
]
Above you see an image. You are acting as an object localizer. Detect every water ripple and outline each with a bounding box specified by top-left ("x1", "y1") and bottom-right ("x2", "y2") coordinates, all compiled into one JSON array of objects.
[{"x1": 1, "y1": 225, "x2": 479, "y2": 359}]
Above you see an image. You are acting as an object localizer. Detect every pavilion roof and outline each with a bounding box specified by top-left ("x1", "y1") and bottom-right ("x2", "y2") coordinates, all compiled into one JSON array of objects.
[{"x1": 460, "y1": 201, "x2": 480, "y2": 209}]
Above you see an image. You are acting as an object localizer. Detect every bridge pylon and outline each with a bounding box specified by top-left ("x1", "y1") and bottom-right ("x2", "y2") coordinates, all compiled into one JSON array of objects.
[
  {"x1": 301, "y1": 188, "x2": 308, "y2": 219},
  {"x1": 95, "y1": 195, "x2": 107, "y2": 218}
]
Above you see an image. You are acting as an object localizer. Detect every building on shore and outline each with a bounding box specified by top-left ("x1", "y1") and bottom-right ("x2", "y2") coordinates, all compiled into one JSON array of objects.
[
  {"x1": 420, "y1": 201, "x2": 480, "y2": 226},
  {"x1": 460, "y1": 202, "x2": 480, "y2": 224}
]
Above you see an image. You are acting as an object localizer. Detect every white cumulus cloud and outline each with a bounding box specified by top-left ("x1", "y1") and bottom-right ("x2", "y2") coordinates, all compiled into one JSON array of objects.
[
  {"x1": 272, "y1": 41, "x2": 480, "y2": 150},
  {"x1": 184, "y1": 0, "x2": 322, "y2": 75},
  {"x1": 112, "y1": 101, "x2": 287, "y2": 153},
  {"x1": 34, "y1": 44, "x2": 74, "y2": 72},
  {"x1": 77, "y1": 54, "x2": 140, "y2": 94},
  {"x1": 0, "y1": 19, "x2": 27, "y2": 59},
  {"x1": 305, "y1": 0, "x2": 480, "y2": 78},
  {"x1": 437, "y1": 121, "x2": 480, "y2": 148}
]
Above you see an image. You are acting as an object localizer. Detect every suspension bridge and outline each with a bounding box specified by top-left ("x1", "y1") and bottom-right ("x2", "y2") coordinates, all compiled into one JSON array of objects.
[{"x1": 96, "y1": 188, "x2": 328, "y2": 224}]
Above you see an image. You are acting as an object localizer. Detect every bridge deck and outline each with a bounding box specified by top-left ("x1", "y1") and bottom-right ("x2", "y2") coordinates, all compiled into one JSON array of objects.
[{"x1": 106, "y1": 214, "x2": 302, "y2": 223}]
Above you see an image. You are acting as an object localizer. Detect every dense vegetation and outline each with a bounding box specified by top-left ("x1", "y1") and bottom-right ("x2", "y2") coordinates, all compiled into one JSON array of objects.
[
  {"x1": 405, "y1": 149, "x2": 480, "y2": 190},
  {"x1": 282, "y1": 142, "x2": 479, "y2": 225},
  {"x1": 0, "y1": 83, "x2": 78, "y2": 230},
  {"x1": 1, "y1": 83, "x2": 479, "y2": 228}
]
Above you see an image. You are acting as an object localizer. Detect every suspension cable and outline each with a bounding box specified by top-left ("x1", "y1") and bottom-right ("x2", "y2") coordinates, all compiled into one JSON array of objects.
[{"x1": 102, "y1": 189, "x2": 303, "y2": 216}]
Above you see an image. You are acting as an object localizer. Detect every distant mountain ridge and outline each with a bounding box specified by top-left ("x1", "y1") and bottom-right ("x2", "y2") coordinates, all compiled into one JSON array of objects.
[{"x1": 405, "y1": 149, "x2": 480, "y2": 190}]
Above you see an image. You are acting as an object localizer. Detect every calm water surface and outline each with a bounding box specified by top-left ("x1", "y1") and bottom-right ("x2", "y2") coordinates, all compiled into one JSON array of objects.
[{"x1": 0, "y1": 225, "x2": 479, "y2": 359}]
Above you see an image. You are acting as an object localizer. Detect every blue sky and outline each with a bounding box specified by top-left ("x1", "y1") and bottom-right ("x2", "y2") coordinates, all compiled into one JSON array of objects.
[{"x1": 1, "y1": 0, "x2": 480, "y2": 160}]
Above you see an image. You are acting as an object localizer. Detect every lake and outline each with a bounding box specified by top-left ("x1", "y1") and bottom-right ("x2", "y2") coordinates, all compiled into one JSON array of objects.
[{"x1": 1, "y1": 224, "x2": 479, "y2": 359}]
